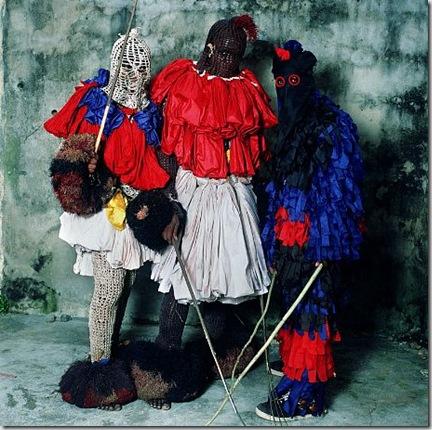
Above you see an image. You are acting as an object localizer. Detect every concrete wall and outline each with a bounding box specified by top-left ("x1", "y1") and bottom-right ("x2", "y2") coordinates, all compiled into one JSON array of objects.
[{"x1": 1, "y1": 1, "x2": 428, "y2": 339}]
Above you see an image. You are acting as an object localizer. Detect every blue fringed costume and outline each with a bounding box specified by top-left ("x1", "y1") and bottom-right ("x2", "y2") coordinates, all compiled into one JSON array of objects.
[{"x1": 256, "y1": 40, "x2": 365, "y2": 420}]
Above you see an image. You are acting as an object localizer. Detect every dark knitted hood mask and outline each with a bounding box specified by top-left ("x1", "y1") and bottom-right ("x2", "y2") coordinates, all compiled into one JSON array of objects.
[
  {"x1": 272, "y1": 40, "x2": 317, "y2": 134},
  {"x1": 196, "y1": 15, "x2": 257, "y2": 78}
]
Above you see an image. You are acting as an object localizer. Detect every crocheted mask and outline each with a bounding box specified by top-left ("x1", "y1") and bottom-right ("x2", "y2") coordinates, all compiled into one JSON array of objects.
[
  {"x1": 103, "y1": 28, "x2": 151, "y2": 110},
  {"x1": 196, "y1": 15, "x2": 257, "y2": 78},
  {"x1": 272, "y1": 40, "x2": 317, "y2": 132}
]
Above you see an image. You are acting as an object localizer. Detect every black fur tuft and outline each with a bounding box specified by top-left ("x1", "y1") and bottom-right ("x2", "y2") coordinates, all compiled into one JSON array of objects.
[
  {"x1": 189, "y1": 328, "x2": 260, "y2": 379},
  {"x1": 126, "y1": 190, "x2": 175, "y2": 252},
  {"x1": 59, "y1": 359, "x2": 136, "y2": 408}
]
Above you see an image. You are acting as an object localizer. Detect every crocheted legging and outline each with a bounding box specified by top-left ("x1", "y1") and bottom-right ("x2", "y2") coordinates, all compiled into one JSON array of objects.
[
  {"x1": 155, "y1": 287, "x2": 228, "y2": 350},
  {"x1": 89, "y1": 252, "x2": 135, "y2": 361}
]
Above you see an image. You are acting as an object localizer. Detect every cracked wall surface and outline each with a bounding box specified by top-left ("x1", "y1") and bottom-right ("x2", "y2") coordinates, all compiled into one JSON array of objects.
[{"x1": 0, "y1": 0, "x2": 428, "y2": 340}]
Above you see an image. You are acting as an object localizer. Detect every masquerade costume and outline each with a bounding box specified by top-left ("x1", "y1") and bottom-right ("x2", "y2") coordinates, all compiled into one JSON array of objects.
[
  {"x1": 150, "y1": 16, "x2": 277, "y2": 305},
  {"x1": 45, "y1": 29, "x2": 171, "y2": 408},
  {"x1": 121, "y1": 16, "x2": 277, "y2": 408},
  {"x1": 256, "y1": 40, "x2": 364, "y2": 420},
  {"x1": 45, "y1": 30, "x2": 169, "y2": 278}
]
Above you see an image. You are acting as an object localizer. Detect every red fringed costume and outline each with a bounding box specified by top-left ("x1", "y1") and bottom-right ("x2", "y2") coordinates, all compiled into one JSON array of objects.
[{"x1": 151, "y1": 58, "x2": 276, "y2": 179}]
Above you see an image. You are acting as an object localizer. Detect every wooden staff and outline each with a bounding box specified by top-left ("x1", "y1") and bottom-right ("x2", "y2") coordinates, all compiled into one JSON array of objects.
[
  {"x1": 94, "y1": 0, "x2": 139, "y2": 154},
  {"x1": 206, "y1": 263, "x2": 324, "y2": 426},
  {"x1": 173, "y1": 239, "x2": 246, "y2": 426}
]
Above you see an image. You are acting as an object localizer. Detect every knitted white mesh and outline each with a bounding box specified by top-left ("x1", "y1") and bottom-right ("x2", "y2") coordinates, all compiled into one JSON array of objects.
[
  {"x1": 89, "y1": 252, "x2": 127, "y2": 362},
  {"x1": 103, "y1": 28, "x2": 151, "y2": 110}
]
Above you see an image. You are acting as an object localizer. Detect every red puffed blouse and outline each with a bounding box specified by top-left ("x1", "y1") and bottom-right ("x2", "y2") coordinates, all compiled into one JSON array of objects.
[
  {"x1": 44, "y1": 81, "x2": 169, "y2": 191},
  {"x1": 151, "y1": 59, "x2": 278, "y2": 178}
]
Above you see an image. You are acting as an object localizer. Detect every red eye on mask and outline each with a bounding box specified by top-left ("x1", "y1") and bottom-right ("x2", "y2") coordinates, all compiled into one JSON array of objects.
[
  {"x1": 275, "y1": 76, "x2": 286, "y2": 88},
  {"x1": 288, "y1": 73, "x2": 301, "y2": 86}
]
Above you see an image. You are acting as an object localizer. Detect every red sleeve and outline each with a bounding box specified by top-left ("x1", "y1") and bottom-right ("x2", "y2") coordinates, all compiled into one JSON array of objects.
[
  {"x1": 150, "y1": 58, "x2": 192, "y2": 105},
  {"x1": 44, "y1": 82, "x2": 98, "y2": 138}
]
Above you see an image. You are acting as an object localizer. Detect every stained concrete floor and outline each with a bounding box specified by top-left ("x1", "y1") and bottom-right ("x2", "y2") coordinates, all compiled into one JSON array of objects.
[{"x1": 0, "y1": 314, "x2": 429, "y2": 427}]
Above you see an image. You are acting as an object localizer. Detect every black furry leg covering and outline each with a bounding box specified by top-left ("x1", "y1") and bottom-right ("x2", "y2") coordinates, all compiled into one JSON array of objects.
[
  {"x1": 155, "y1": 288, "x2": 189, "y2": 350},
  {"x1": 153, "y1": 290, "x2": 257, "y2": 384},
  {"x1": 111, "y1": 270, "x2": 134, "y2": 354},
  {"x1": 201, "y1": 301, "x2": 228, "y2": 340},
  {"x1": 155, "y1": 290, "x2": 229, "y2": 351}
]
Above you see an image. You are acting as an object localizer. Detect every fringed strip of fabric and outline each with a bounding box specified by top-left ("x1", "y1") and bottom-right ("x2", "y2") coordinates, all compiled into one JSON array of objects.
[
  {"x1": 274, "y1": 207, "x2": 310, "y2": 248},
  {"x1": 261, "y1": 90, "x2": 365, "y2": 265},
  {"x1": 277, "y1": 326, "x2": 340, "y2": 384},
  {"x1": 274, "y1": 253, "x2": 340, "y2": 341}
]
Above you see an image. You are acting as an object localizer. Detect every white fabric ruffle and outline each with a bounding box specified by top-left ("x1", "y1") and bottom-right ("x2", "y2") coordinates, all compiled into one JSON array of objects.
[
  {"x1": 59, "y1": 210, "x2": 160, "y2": 276},
  {"x1": 151, "y1": 168, "x2": 270, "y2": 304}
]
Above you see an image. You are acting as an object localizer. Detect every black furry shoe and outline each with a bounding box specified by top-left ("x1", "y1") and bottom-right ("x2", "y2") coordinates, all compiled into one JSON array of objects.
[
  {"x1": 116, "y1": 340, "x2": 211, "y2": 403},
  {"x1": 195, "y1": 329, "x2": 260, "y2": 379},
  {"x1": 213, "y1": 341, "x2": 258, "y2": 379},
  {"x1": 59, "y1": 358, "x2": 137, "y2": 408}
]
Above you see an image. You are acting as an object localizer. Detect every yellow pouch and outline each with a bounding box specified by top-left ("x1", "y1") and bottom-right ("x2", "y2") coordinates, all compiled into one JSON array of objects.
[{"x1": 104, "y1": 190, "x2": 128, "y2": 231}]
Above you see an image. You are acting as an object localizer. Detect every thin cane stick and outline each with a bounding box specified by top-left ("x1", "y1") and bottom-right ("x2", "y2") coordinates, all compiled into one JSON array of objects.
[
  {"x1": 94, "y1": 0, "x2": 139, "y2": 154},
  {"x1": 260, "y1": 296, "x2": 285, "y2": 427},
  {"x1": 206, "y1": 263, "x2": 324, "y2": 426},
  {"x1": 260, "y1": 289, "x2": 290, "y2": 426},
  {"x1": 230, "y1": 271, "x2": 277, "y2": 382},
  {"x1": 173, "y1": 239, "x2": 246, "y2": 427}
]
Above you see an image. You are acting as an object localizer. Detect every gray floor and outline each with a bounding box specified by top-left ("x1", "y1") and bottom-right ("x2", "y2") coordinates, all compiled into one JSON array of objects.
[{"x1": 0, "y1": 314, "x2": 429, "y2": 427}]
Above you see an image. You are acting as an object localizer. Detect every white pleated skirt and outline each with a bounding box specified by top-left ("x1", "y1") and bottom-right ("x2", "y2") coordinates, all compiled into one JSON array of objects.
[
  {"x1": 151, "y1": 168, "x2": 270, "y2": 304},
  {"x1": 59, "y1": 210, "x2": 160, "y2": 276}
]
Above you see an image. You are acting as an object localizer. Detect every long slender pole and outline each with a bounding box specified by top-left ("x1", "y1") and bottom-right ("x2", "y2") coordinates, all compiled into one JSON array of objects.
[
  {"x1": 230, "y1": 271, "x2": 277, "y2": 382},
  {"x1": 173, "y1": 240, "x2": 246, "y2": 426},
  {"x1": 94, "y1": 0, "x2": 139, "y2": 154},
  {"x1": 206, "y1": 263, "x2": 324, "y2": 426}
]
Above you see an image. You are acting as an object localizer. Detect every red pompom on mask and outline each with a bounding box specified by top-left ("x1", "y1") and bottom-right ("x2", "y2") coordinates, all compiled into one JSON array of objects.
[
  {"x1": 275, "y1": 47, "x2": 291, "y2": 61},
  {"x1": 232, "y1": 14, "x2": 258, "y2": 41}
]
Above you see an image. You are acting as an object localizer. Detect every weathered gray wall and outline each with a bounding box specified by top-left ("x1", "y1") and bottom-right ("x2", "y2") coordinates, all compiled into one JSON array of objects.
[{"x1": 0, "y1": 1, "x2": 428, "y2": 339}]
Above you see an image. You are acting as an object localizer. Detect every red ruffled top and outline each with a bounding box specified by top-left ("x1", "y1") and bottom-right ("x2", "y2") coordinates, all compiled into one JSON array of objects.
[
  {"x1": 44, "y1": 82, "x2": 169, "y2": 191},
  {"x1": 150, "y1": 59, "x2": 278, "y2": 178}
]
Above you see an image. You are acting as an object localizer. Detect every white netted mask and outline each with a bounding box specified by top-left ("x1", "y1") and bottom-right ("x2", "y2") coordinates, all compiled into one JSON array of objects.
[{"x1": 103, "y1": 28, "x2": 151, "y2": 110}]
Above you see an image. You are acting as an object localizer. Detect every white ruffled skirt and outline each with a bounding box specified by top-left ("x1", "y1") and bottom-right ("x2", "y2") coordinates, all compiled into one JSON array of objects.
[
  {"x1": 151, "y1": 168, "x2": 270, "y2": 304},
  {"x1": 59, "y1": 210, "x2": 160, "y2": 276}
]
